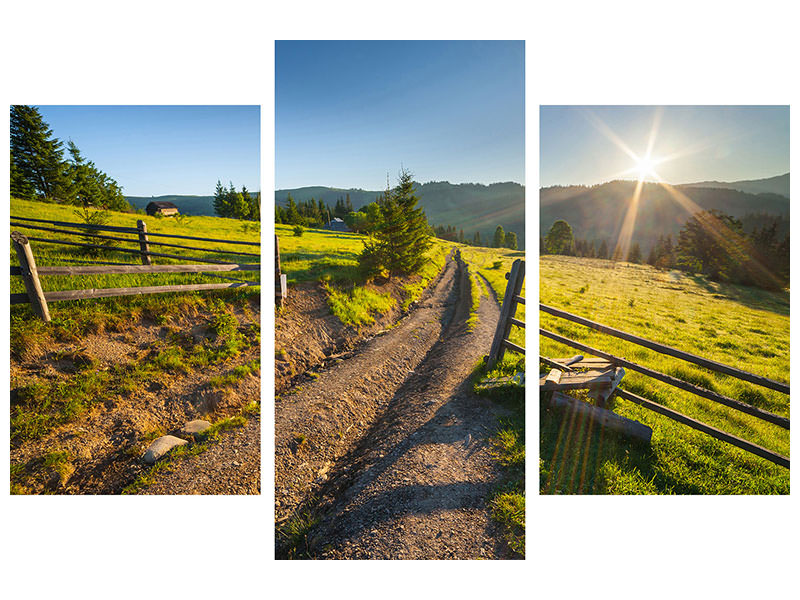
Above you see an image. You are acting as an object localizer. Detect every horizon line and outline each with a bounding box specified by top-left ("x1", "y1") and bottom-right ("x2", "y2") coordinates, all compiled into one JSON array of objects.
[{"x1": 540, "y1": 171, "x2": 789, "y2": 190}]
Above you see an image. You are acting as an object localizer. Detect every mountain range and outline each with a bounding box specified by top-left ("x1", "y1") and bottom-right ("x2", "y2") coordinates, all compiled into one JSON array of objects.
[
  {"x1": 540, "y1": 174, "x2": 789, "y2": 252},
  {"x1": 683, "y1": 172, "x2": 789, "y2": 198},
  {"x1": 275, "y1": 181, "x2": 526, "y2": 248}
]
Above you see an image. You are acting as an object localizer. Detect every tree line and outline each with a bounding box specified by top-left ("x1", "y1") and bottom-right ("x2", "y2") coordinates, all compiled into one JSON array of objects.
[
  {"x1": 542, "y1": 211, "x2": 789, "y2": 291},
  {"x1": 11, "y1": 105, "x2": 130, "y2": 211},
  {"x1": 213, "y1": 181, "x2": 260, "y2": 221},
  {"x1": 432, "y1": 224, "x2": 518, "y2": 250},
  {"x1": 275, "y1": 193, "x2": 361, "y2": 228}
]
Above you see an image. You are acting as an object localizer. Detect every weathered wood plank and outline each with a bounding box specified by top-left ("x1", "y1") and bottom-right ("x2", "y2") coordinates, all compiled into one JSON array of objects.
[
  {"x1": 540, "y1": 303, "x2": 789, "y2": 395},
  {"x1": 35, "y1": 263, "x2": 259, "y2": 275},
  {"x1": 501, "y1": 339, "x2": 526, "y2": 355},
  {"x1": 137, "y1": 220, "x2": 152, "y2": 266},
  {"x1": 593, "y1": 367, "x2": 626, "y2": 408},
  {"x1": 10, "y1": 293, "x2": 30, "y2": 304},
  {"x1": 514, "y1": 295, "x2": 525, "y2": 305},
  {"x1": 22, "y1": 236, "x2": 242, "y2": 265},
  {"x1": 615, "y1": 388, "x2": 789, "y2": 469},
  {"x1": 509, "y1": 317, "x2": 525, "y2": 329},
  {"x1": 539, "y1": 370, "x2": 614, "y2": 391},
  {"x1": 545, "y1": 369, "x2": 562, "y2": 386},
  {"x1": 553, "y1": 357, "x2": 615, "y2": 370},
  {"x1": 10, "y1": 215, "x2": 260, "y2": 246},
  {"x1": 11, "y1": 232, "x2": 50, "y2": 321},
  {"x1": 545, "y1": 391, "x2": 653, "y2": 444},
  {"x1": 42, "y1": 281, "x2": 260, "y2": 302},
  {"x1": 11, "y1": 220, "x2": 262, "y2": 257},
  {"x1": 540, "y1": 328, "x2": 790, "y2": 429},
  {"x1": 488, "y1": 259, "x2": 525, "y2": 367}
]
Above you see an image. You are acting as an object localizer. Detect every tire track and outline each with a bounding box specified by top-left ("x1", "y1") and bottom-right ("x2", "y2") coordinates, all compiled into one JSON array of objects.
[{"x1": 276, "y1": 253, "x2": 514, "y2": 559}]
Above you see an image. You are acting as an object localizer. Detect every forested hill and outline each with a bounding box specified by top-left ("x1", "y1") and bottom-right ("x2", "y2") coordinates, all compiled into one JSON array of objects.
[
  {"x1": 275, "y1": 181, "x2": 526, "y2": 248},
  {"x1": 126, "y1": 195, "x2": 215, "y2": 216},
  {"x1": 682, "y1": 172, "x2": 789, "y2": 198},
  {"x1": 540, "y1": 180, "x2": 789, "y2": 250}
]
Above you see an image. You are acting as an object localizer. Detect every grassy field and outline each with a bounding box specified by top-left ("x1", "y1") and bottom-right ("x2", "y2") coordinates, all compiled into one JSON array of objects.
[
  {"x1": 10, "y1": 198, "x2": 260, "y2": 299},
  {"x1": 10, "y1": 199, "x2": 261, "y2": 453},
  {"x1": 539, "y1": 255, "x2": 789, "y2": 494},
  {"x1": 461, "y1": 246, "x2": 526, "y2": 349},
  {"x1": 276, "y1": 224, "x2": 454, "y2": 325}
]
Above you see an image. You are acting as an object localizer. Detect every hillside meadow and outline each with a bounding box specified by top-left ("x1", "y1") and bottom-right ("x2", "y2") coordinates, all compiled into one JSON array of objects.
[
  {"x1": 10, "y1": 198, "x2": 260, "y2": 362},
  {"x1": 275, "y1": 223, "x2": 455, "y2": 325},
  {"x1": 539, "y1": 255, "x2": 789, "y2": 494}
]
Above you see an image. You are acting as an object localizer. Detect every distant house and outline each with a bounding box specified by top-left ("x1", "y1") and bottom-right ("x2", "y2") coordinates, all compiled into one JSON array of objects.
[
  {"x1": 146, "y1": 201, "x2": 179, "y2": 217},
  {"x1": 325, "y1": 217, "x2": 351, "y2": 232}
]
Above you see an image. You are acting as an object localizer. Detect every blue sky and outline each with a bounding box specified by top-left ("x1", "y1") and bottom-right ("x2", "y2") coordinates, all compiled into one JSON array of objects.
[
  {"x1": 35, "y1": 105, "x2": 260, "y2": 196},
  {"x1": 540, "y1": 105, "x2": 789, "y2": 187},
  {"x1": 276, "y1": 40, "x2": 525, "y2": 190}
]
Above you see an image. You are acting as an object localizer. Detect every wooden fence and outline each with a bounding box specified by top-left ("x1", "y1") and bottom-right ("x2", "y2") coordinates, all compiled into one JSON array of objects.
[
  {"x1": 487, "y1": 259, "x2": 525, "y2": 367},
  {"x1": 10, "y1": 215, "x2": 260, "y2": 322},
  {"x1": 539, "y1": 303, "x2": 790, "y2": 469}
]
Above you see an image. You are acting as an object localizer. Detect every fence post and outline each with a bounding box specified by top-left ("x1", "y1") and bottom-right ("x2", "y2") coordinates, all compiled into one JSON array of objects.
[
  {"x1": 275, "y1": 234, "x2": 287, "y2": 306},
  {"x1": 11, "y1": 232, "x2": 51, "y2": 322},
  {"x1": 137, "y1": 220, "x2": 152, "y2": 265},
  {"x1": 487, "y1": 259, "x2": 524, "y2": 368}
]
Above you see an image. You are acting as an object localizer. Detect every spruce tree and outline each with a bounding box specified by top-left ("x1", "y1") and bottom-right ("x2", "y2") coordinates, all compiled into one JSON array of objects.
[
  {"x1": 598, "y1": 239, "x2": 609, "y2": 259},
  {"x1": 493, "y1": 225, "x2": 505, "y2": 248},
  {"x1": 505, "y1": 231, "x2": 518, "y2": 250},
  {"x1": 10, "y1": 105, "x2": 67, "y2": 200},
  {"x1": 359, "y1": 168, "x2": 432, "y2": 278}
]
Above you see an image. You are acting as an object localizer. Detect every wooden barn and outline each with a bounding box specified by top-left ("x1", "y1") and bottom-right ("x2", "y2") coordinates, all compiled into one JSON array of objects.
[{"x1": 146, "y1": 201, "x2": 180, "y2": 217}]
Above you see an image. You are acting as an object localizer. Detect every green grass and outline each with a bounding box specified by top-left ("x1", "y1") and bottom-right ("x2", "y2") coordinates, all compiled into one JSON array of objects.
[
  {"x1": 277, "y1": 223, "x2": 454, "y2": 326},
  {"x1": 324, "y1": 283, "x2": 396, "y2": 326},
  {"x1": 473, "y1": 353, "x2": 525, "y2": 557},
  {"x1": 11, "y1": 301, "x2": 259, "y2": 444},
  {"x1": 461, "y1": 246, "x2": 526, "y2": 351},
  {"x1": 540, "y1": 255, "x2": 789, "y2": 494},
  {"x1": 10, "y1": 198, "x2": 260, "y2": 362},
  {"x1": 276, "y1": 502, "x2": 320, "y2": 559},
  {"x1": 11, "y1": 198, "x2": 260, "y2": 297}
]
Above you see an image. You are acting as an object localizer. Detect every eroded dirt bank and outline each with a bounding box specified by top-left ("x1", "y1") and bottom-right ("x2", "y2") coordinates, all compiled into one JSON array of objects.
[
  {"x1": 10, "y1": 299, "x2": 260, "y2": 495},
  {"x1": 275, "y1": 253, "x2": 513, "y2": 559}
]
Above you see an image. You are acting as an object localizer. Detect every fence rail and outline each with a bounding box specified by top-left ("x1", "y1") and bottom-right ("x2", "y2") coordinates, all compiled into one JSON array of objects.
[
  {"x1": 10, "y1": 217, "x2": 260, "y2": 321},
  {"x1": 540, "y1": 303, "x2": 788, "y2": 394},
  {"x1": 10, "y1": 215, "x2": 261, "y2": 246},
  {"x1": 540, "y1": 304, "x2": 789, "y2": 468}
]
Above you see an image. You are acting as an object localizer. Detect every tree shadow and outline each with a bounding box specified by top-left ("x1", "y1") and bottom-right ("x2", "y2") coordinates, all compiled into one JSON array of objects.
[{"x1": 540, "y1": 393, "x2": 717, "y2": 495}]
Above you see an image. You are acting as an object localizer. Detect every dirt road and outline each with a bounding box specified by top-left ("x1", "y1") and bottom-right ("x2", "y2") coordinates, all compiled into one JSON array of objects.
[{"x1": 275, "y1": 252, "x2": 513, "y2": 559}]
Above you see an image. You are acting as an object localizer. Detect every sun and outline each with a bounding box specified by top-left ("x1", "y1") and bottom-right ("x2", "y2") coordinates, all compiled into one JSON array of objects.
[{"x1": 633, "y1": 154, "x2": 660, "y2": 181}]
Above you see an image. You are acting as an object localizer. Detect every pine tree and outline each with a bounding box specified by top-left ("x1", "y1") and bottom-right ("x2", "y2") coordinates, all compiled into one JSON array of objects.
[
  {"x1": 598, "y1": 239, "x2": 609, "y2": 259},
  {"x1": 359, "y1": 168, "x2": 432, "y2": 278},
  {"x1": 629, "y1": 242, "x2": 642, "y2": 263},
  {"x1": 493, "y1": 225, "x2": 505, "y2": 248},
  {"x1": 10, "y1": 105, "x2": 67, "y2": 200},
  {"x1": 505, "y1": 231, "x2": 518, "y2": 250},
  {"x1": 285, "y1": 194, "x2": 302, "y2": 225}
]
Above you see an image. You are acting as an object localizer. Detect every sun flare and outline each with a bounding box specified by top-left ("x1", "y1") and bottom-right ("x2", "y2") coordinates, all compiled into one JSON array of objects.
[{"x1": 633, "y1": 154, "x2": 660, "y2": 181}]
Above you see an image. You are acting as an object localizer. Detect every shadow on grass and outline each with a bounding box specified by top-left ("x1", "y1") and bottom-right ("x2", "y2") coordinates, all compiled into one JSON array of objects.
[
  {"x1": 687, "y1": 273, "x2": 789, "y2": 316},
  {"x1": 539, "y1": 393, "x2": 710, "y2": 495}
]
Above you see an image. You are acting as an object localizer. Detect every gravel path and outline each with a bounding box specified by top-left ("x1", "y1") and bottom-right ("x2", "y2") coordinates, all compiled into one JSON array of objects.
[
  {"x1": 276, "y1": 253, "x2": 512, "y2": 559},
  {"x1": 139, "y1": 414, "x2": 260, "y2": 495}
]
